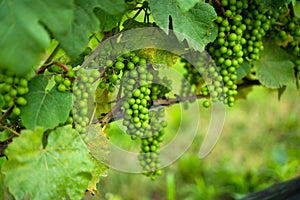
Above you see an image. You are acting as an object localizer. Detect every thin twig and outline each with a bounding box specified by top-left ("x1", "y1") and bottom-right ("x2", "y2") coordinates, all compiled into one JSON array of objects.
[
  {"x1": 152, "y1": 94, "x2": 207, "y2": 106},
  {"x1": 36, "y1": 61, "x2": 69, "y2": 74},
  {"x1": 0, "y1": 106, "x2": 13, "y2": 123},
  {"x1": 0, "y1": 125, "x2": 20, "y2": 137},
  {"x1": 214, "y1": 0, "x2": 225, "y2": 15},
  {"x1": 44, "y1": 43, "x2": 61, "y2": 65},
  {"x1": 93, "y1": 94, "x2": 208, "y2": 125}
]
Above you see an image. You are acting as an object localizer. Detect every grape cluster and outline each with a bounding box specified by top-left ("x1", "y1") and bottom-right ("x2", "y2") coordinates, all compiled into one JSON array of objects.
[
  {"x1": 240, "y1": 1, "x2": 276, "y2": 61},
  {"x1": 119, "y1": 55, "x2": 168, "y2": 179},
  {"x1": 138, "y1": 108, "x2": 165, "y2": 180},
  {"x1": 181, "y1": 0, "x2": 286, "y2": 107},
  {"x1": 271, "y1": 5, "x2": 300, "y2": 55},
  {"x1": 180, "y1": 52, "x2": 224, "y2": 108},
  {"x1": 99, "y1": 51, "x2": 144, "y2": 93},
  {"x1": 73, "y1": 68, "x2": 100, "y2": 134},
  {"x1": 100, "y1": 51, "x2": 170, "y2": 179},
  {"x1": 0, "y1": 71, "x2": 30, "y2": 116},
  {"x1": 208, "y1": 0, "x2": 250, "y2": 106},
  {"x1": 121, "y1": 64, "x2": 152, "y2": 139},
  {"x1": 55, "y1": 73, "x2": 75, "y2": 93}
]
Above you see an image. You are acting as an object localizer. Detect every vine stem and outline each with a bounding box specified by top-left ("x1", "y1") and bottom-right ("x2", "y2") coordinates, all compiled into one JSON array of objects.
[
  {"x1": 93, "y1": 78, "x2": 261, "y2": 125},
  {"x1": 0, "y1": 125, "x2": 20, "y2": 137},
  {"x1": 44, "y1": 43, "x2": 61, "y2": 65},
  {"x1": 94, "y1": 94, "x2": 207, "y2": 125},
  {"x1": 214, "y1": 0, "x2": 225, "y2": 14},
  {"x1": 36, "y1": 61, "x2": 69, "y2": 74},
  {"x1": 0, "y1": 106, "x2": 13, "y2": 123}
]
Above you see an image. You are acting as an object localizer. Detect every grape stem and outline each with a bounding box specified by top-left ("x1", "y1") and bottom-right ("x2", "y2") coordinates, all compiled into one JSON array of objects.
[
  {"x1": 0, "y1": 125, "x2": 20, "y2": 137},
  {"x1": 36, "y1": 61, "x2": 69, "y2": 74},
  {"x1": 96, "y1": 98, "x2": 123, "y2": 125},
  {"x1": 94, "y1": 78, "x2": 261, "y2": 125},
  {"x1": 152, "y1": 94, "x2": 207, "y2": 107},
  {"x1": 213, "y1": 0, "x2": 225, "y2": 14},
  {"x1": 0, "y1": 106, "x2": 13, "y2": 123},
  {"x1": 43, "y1": 43, "x2": 61, "y2": 65},
  {"x1": 93, "y1": 94, "x2": 208, "y2": 125}
]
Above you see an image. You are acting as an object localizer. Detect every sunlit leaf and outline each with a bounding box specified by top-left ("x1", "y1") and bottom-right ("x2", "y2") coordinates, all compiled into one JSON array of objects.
[
  {"x1": 21, "y1": 76, "x2": 72, "y2": 130},
  {"x1": 2, "y1": 126, "x2": 93, "y2": 200}
]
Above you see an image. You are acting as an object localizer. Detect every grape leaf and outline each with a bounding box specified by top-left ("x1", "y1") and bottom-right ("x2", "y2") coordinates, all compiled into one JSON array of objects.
[
  {"x1": 21, "y1": 76, "x2": 72, "y2": 130},
  {"x1": 56, "y1": 0, "x2": 125, "y2": 58},
  {"x1": 177, "y1": 0, "x2": 202, "y2": 12},
  {"x1": 0, "y1": 170, "x2": 14, "y2": 200},
  {"x1": 138, "y1": 48, "x2": 179, "y2": 66},
  {"x1": 148, "y1": 0, "x2": 217, "y2": 51},
  {"x1": 2, "y1": 126, "x2": 93, "y2": 200},
  {"x1": 0, "y1": 130, "x2": 13, "y2": 142},
  {"x1": 94, "y1": 7, "x2": 124, "y2": 32},
  {"x1": 294, "y1": 1, "x2": 300, "y2": 18},
  {"x1": 0, "y1": 0, "x2": 73, "y2": 75},
  {"x1": 278, "y1": 86, "x2": 287, "y2": 100},
  {"x1": 254, "y1": 42, "x2": 295, "y2": 89},
  {"x1": 237, "y1": 61, "x2": 251, "y2": 81},
  {"x1": 95, "y1": 88, "x2": 112, "y2": 119},
  {"x1": 85, "y1": 124, "x2": 108, "y2": 193},
  {"x1": 122, "y1": 18, "x2": 154, "y2": 31},
  {"x1": 94, "y1": 0, "x2": 125, "y2": 15}
]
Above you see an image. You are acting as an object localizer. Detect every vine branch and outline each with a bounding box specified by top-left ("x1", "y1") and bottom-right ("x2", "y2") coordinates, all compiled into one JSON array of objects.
[
  {"x1": 94, "y1": 94, "x2": 208, "y2": 125},
  {"x1": 0, "y1": 125, "x2": 20, "y2": 137},
  {"x1": 93, "y1": 78, "x2": 261, "y2": 125},
  {"x1": 0, "y1": 106, "x2": 13, "y2": 123},
  {"x1": 36, "y1": 61, "x2": 69, "y2": 74}
]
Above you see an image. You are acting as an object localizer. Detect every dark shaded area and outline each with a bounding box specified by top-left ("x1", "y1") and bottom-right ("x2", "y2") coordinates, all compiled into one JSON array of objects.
[{"x1": 240, "y1": 176, "x2": 300, "y2": 200}]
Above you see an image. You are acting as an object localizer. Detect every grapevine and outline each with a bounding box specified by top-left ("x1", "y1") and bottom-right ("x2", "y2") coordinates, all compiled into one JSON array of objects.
[{"x1": 0, "y1": 0, "x2": 299, "y2": 199}]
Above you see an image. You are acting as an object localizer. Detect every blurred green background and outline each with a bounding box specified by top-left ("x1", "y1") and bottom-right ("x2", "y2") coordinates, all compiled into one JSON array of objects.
[{"x1": 88, "y1": 84, "x2": 300, "y2": 200}]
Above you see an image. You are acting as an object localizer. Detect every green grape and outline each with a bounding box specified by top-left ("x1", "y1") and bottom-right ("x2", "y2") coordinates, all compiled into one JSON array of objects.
[
  {"x1": 12, "y1": 106, "x2": 21, "y2": 116},
  {"x1": 16, "y1": 97, "x2": 27, "y2": 106},
  {"x1": 73, "y1": 68, "x2": 100, "y2": 134},
  {"x1": 0, "y1": 71, "x2": 30, "y2": 109},
  {"x1": 114, "y1": 52, "x2": 171, "y2": 179},
  {"x1": 58, "y1": 84, "x2": 66, "y2": 92},
  {"x1": 115, "y1": 61, "x2": 125, "y2": 70}
]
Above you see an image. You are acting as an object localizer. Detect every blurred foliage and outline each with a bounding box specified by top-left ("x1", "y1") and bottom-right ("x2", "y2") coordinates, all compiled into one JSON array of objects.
[{"x1": 94, "y1": 84, "x2": 300, "y2": 200}]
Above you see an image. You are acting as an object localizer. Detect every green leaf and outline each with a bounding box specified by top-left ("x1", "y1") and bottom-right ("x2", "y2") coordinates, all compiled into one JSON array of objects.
[
  {"x1": 96, "y1": 88, "x2": 112, "y2": 119},
  {"x1": 21, "y1": 76, "x2": 72, "y2": 130},
  {"x1": 57, "y1": 0, "x2": 125, "y2": 58},
  {"x1": 0, "y1": 130, "x2": 13, "y2": 142},
  {"x1": 278, "y1": 86, "x2": 287, "y2": 100},
  {"x1": 0, "y1": 0, "x2": 73, "y2": 75},
  {"x1": 122, "y1": 18, "x2": 154, "y2": 31},
  {"x1": 85, "y1": 125, "x2": 108, "y2": 193},
  {"x1": 254, "y1": 42, "x2": 295, "y2": 89},
  {"x1": 294, "y1": 1, "x2": 300, "y2": 18},
  {"x1": 148, "y1": 0, "x2": 217, "y2": 51},
  {"x1": 94, "y1": 0, "x2": 125, "y2": 15},
  {"x1": 0, "y1": 170, "x2": 14, "y2": 200},
  {"x1": 2, "y1": 126, "x2": 93, "y2": 200},
  {"x1": 138, "y1": 48, "x2": 179, "y2": 66},
  {"x1": 94, "y1": 8, "x2": 123, "y2": 32},
  {"x1": 177, "y1": 0, "x2": 202, "y2": 12},
  {"x1": 237, "y1": 61, "x2": 251, "y2": 81},
  {"x1": 257, "y1": 0, "x2": 292, "y2": 8},
  {"x1": 0, "y1": 95, "x2": 4, "y2": 108}
]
